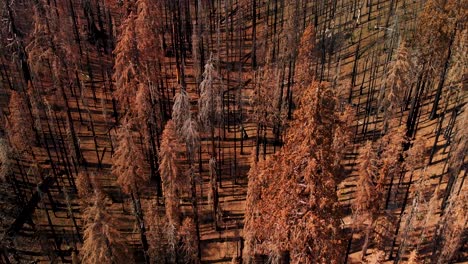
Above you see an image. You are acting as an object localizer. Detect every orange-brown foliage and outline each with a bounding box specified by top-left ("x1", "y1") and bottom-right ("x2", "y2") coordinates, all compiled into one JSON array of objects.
[
  {"x1": 159, "y1": 120, "x2": 181, "y2": 227},
  {"x1": 179, "y1": 217, "x2": 198, "y2": 262},
  {"x1": 244, "y1": 81, "x2": 350, "y2": 263},
  {"x1": 81, "y1": 192, "x2": 128, "y2": 264},
  {"x1": 112, "y1": 119, "x2": 149, "y2": 195},
  {"x1": 6, "y1": 91, "x2": 35, "y2": 155}
]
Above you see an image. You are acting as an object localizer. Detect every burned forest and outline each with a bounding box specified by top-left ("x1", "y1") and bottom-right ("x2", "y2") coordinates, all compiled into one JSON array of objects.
[{"x1": 0, "y1": 0, "x2": 466, "y2": 263}]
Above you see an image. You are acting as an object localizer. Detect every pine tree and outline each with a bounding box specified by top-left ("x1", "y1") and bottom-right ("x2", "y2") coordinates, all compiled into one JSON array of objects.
[
  {"x1": 81, "y1": 191, "x2": 129, "y2": 264},
  {"x1": 198, "y1": 62, "x2": 223, "y2": 225},
  {"x1": 243, "y1": 152, "x2": 263, "y2": 262},
  {"x1": 182, "y1": 117, "x2": 200, "y2": 157},
  {"x1": 172, "y1": 89, "x2": 191, "y2": 136},
  {"x1": 434, "y1": 192, "x2": 467, "y2": 263},
  {"x1": 243, "y1": 81, "x2": 349, "y2": 263},
  {"x1": 113, "y1": 11, "x2": 139, "y2": 111},
  {"x1": 379, "y1": 125, "x2": 406, "y2": 209},
  {"x1": 26, "y1": 0, "x2": 60, "y2": 79},
  {"x1": 112, "y1": 119, "x2": 148, "y2": 195},
  {"x1": 417, "y1": 0, "x2": 464, "y2": 119},
  {"x1": 293, "y1": 25, "x2": 316, "y2": 101},
  {"x1": 416, "y1": 0, "x2": 463, "y2": 67},
  {"x1": 179, "y1": 217, "x2": 198, "y2": 263},
  {"x1": 250, "y1": 66, "x2": 287, "y2": 160},
  {"x1": 379, "y1": 42, "x2": 413, "y2": 130},
  {"x1": 159, "y1": 120, "x2": 181, "y2": 227},
  {"x1": 0, "y1": 138, "x2": 12, "y2": 181},
  {"x1": 76, "y1": 171, "x2": 93, "y2": 199},
  {"x1": 111, "y1": 118, "x2": 150, "y2": 262},
  {"x1": 353, "y1": 136, "x2": 401, "y2": 260},
  {"x1": 135, "y1": 81, "x2": 162, "y2": 195},
  {"x1": 135, "y1": 83, "x2": 158, "y2": 138},
  {"x1": 145, "y1": 200, "x2": 173, "y2": 263},
  {"x1": 252, "y1": 66, "x2": 286, "y2": 129},
  {"x1": 198, "y1": 56, "x2": 224, "y2": 159},
  {"x1": 6, "y1": 91, "x2": 36, "y2": 158},
  {"x1": 135, "y1": 0, "x2": 163, "y2": 82},
  {"x1": 353, "y1": 141, "x2": 381, "y2": 218},
  {"x1": 405, "y1": 137, "x2": 428, "y2": 175},
  {"x1": 198, "y1": 57, "x2": 224, "y2": 131},
  {"x1": 172, "y1": 89, "x2": 201, "y2": 260}
]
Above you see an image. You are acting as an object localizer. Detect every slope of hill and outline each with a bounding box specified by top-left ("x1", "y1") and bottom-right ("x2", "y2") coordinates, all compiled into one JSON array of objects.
[{"x1": 0, "y1": 0, "x2": 466, "y2": 263}]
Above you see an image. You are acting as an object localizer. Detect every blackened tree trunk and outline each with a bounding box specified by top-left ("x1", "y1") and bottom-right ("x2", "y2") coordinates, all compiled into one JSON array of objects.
[{"x1": 429, "y1": 26, "x2": 457, "y2": 120}]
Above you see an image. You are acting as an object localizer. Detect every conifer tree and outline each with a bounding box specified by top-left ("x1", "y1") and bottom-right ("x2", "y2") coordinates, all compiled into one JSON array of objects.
[
  {"x1": 352, "y1": 140, "x2": 392, "y2": 260},
  {"x1": 172, "y1": 89, "x2": 201, "y2": 260},
  {"x1": 433, "y1": 192, "x2": 467, "y2": 263},
  {"x1": 244, "y1": 81, "x2": 350, "y2": 263},
  {"x1": 417, "y1": 0, "x2": 464, "y2": 119},
  {"x1": 182, "y1": 118, "x2": 200, "y2": 158},
  {"x1": 179, "y1": 217, "x2": 198, "y2": 263},
  {"x1": 0, "y1": 139, "x2": 12, "y2": 181},
  {"x1": 113, "y1": 11, "x2": 139, "y2": 112},
  {"x1": 135, "y1": 0, "x2": 163, "y2": 81},
  {"x1": 379, "y1": 125, "x2": 407, "y2": 208},
  {"x1": 353, "y1": 142, "x2": 381, "y2": 218},
  {"x1": 76, "y1": 171, "x2": 94, "y2": 199},
  {"x1": 159, "y1": 120, "x2": 181, "y2": 227},
  {"x1": 172, "y1": 89, "x2": 191, "y2": 136},
  {"x1": 6, "y1": 91, "x2": 36, "y2": 158},
  {"x1": 198, "y1": 56, "x2": 224, "y2": 158},
  {"x1": 250, "y1": 66, "x2": 286, "y2": 159},
  {"x1": 27, "y1": 0, "x2": 83, "y2": 163},
  {"x1": 135, "y1": 83, "x2": 158, "y2": 138},
  {"x1": 243, "y1": 152, "x2": 263, "y2": 263},
  {"x1": 111, "y1": 118, "x2": 150, "y2": 262},
  {"x1": 379, "y1": 42, "x2": 413, "y2": 131},
  {"x1": 293, "y1": 24, "x2": 316, "y2": 101},
  {"x1": 353, "y1": 124, "x2": 406, "y2": 260},
  {"x1": 112, "y1": 120, "x2": 148, "y2": 195},
  {"x1": 81, "y1": 191, "x2": 128, "y2": 264},
  {"x1": 135, "y1": 82, "x2": 162, "y2": 195},
  {"x1": 145, "y1": 200, "x2": 173, "y2": 263}
]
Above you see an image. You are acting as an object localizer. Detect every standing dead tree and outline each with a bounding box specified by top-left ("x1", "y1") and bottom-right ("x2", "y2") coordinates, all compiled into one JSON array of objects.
[
  {"x1": 145, "y1": 200, "x2": 174, "y2": 263},
  {"x1": 6, "y1": 91, "x2": 37, "y2": 159},
  {"x1": 353, "y1": 124, "x2": 406, "y2": 261},
  {"x1": 379, "y1": 42, "x2": 413, "y2": 133},
  {"x1": 172, "y1": 89, "x2": 191, "y2": 136},
  {"x1": 441, "y1": 105, "x2": 467, "y2": 209},
  {"x1": 112, "y1": 118, "x2": 150, "y2": 263},
  {"x1": 171, "y1": 88, "x2": 202, "y2": 261},
  {"x1": 80, "y1": 191, "x2": 129, "y2": 264},
  {"x1": 352, "y1": 141, "x2": 387, "y2": 261},
  {"x1": 198, "y1": 56, "x2": 224, "y2": 228},
  {"x1": 113, "y1": 11, "x2": 139, "y2": 113},
  {"x1": 432, "y1": 191, "x2": 467, "y2": 263},
  {"x1": 157, "y1": 119, "x2": 197, "y2": 261},
  {"x1": 244, "y1": 81, "x2": 351, "y2": 263},
  {"x1": 293, "y1": 24, "x2": 316, "y2": 103},
  {"x1": 198, "y1": 56, "x2": 224, "y2": 158},
  {"x1": 159, "y1": 120, "x2": 181, "y2": 228}
]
